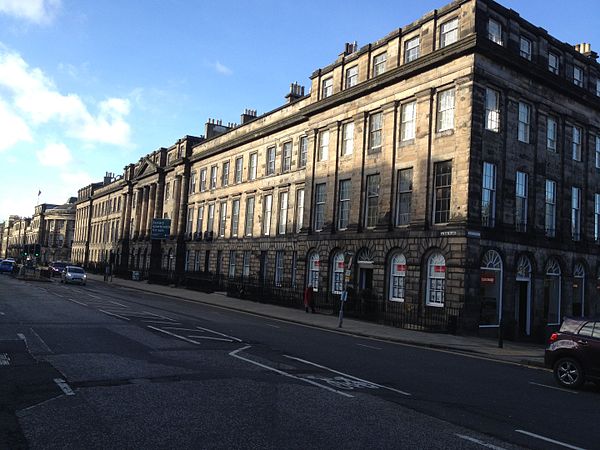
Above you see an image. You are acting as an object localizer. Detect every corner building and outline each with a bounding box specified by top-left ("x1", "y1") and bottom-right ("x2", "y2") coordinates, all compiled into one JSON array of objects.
[{"x1": 74, "y1": 0, "x2": 600, "y2": 341}]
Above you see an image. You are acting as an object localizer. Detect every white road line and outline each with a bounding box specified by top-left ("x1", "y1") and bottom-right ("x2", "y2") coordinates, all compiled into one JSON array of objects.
[
  {"x1": 356, "y1": 343, "x2": 382, "y2": 350},
  {"x1": 109, "y1": 300, "x2": 129, "y2": 308},
  {"x1": 515, "y1": 430, "x2": 586, "y2": 450},
  {"x1": 87, "y1": 293, "x2": 102, "y2": 299},
  {"x1": 98, "y1": 309, "x2": 131, "y2": 321},
  {"x1": 455, "y1": 434, "x2": 506, "y2": 450},
  {"x1": 17, "y1": 333, "x2": 26, "y2": 341},
  {"x1": 30, "y1": 328, "x2": 52, "y2": 353},
  {"x1": 147, "y1": 326, "x2": 202, "y2": 345},
  {"x1": 163, "y1": 327, "x2": 202, "y2": 332},
  {"x1": 66, "y1": 298, "x2": 88, "y2": 307},
  {"x1": 143, "y1": 320, "x2": 181, "y2": 326},
  {"x1": 0, "y1": 311, "x2": 5, "y2": 315},
  {"x1": 0, "y1": 353, "x2": 10, "y2": 366},
  {"x1": 142, "y1": 311, "x2": 176, "y2": 321},
  {"x1": 195, "y1": 326, "x2": 242, "y2": 342},
  {"x1": 229, "y1": 346, "x2": 354, "y2": 398},
  {"x1": 187, "y1": 335, "x2": 234, "y2": 342},
  {"x1": 53, "y1": 378, "x2": 75, "y2": 396},
  {"x1": 529, "y1": 381, "x2": 578, "y2": 394},
  {"x1": 265, "y1": 324, "x2": 280, "y2": 328},
  {"x1": 283, "y1": 355, "x2": 411, "y2": 396}
]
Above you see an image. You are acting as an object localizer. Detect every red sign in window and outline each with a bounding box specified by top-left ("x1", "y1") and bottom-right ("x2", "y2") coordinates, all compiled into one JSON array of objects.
[
  {"x1": 434, "y1": 265, "x2": 446, "y2": 273},
  {"x1": 396, "y1": 264, "x2": 407, "y2": 272},
  {"x1": 480, "y1": 274, "x2": 495, "y2": 284}
]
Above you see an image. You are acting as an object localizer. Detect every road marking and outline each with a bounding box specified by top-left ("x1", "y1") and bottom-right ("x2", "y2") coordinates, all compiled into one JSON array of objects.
[
  {"x1": 87, "y1": 293, "x2": 102, "y2": 299},
  {"x1": 187, "y1": 335, "x2": 235, "y2": 342},
  {"x1": 515, "y1": 430, "x2": 586, "y2": 450},
  {"x1": 0, "y1": 353, "x2": 10, "y2": 366},
  {"x1": 284, "y1": 355, "x2": 411, "y2": 396},
  {"x1": 162, "y1": 327, "x2": 200, "y2": 332},
  {"x1": 30, "y1": 328, "x2": 52, "y2": 353},
  {"x1": 195, "y1": 326, "x2": 242, "y2": 342},
  {"x1": 356, "y1": 343, "x2": 382, "y2": 350},
  {"x1": 98, "y1": 309, "x2": 131, "y2": 321},
  {"x1": 0, "y1": 311, "x2": 5, "y2": 315},
  {"x1": 142, "y1": 311, "x2": 176, "y2": 321},
  {"x1": 17, "y1": 333, "x2": 26, "y2": 341},
  {"x1": 143, "y1": 320, "x2": 181, "y2": 326},
  {"x1": 53, "y1": 378, "x2": 75, "y2": 396},
  {"x1": 147, "y1": 325, "x2": 202, "y2": 345},
  {"x1": 265, "y1": 324, "x2": 280, "y2": 328},
  {"x1": 109, "y1": 300, "x2": 129, "y2": 308},
  {"x1": 66, "y1": 298, "x2": 88, "y2": 307},
  {"x1": 455, "y1": 434, "x2": 506, "y2": 449},
  {"x1": 229, "y1": 346, "x2": 354, "y2": 398},
  {"x1": 529, "y1": 381, "x2": 578, "y2": 394}
]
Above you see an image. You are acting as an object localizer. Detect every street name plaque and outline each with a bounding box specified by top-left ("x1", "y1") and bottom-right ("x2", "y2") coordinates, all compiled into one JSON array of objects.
[{"x1": 151, "y1": 218, "x2": 171, "y2": 240}]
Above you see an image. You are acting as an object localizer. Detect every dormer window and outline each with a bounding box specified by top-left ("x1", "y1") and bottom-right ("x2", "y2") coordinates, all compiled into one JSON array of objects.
[
  {"x1": 345, "y1": 66, "x2": 358, "y2": 88},
  {"x1": 548, "y1": 51, "x2": 560, "y2": 74},
  {"x1": 404, "y1": 37, "x2": 420, "y2": 63},
  {"x1": 573, "y1": 65, "x2": 584, "y2": 87},
  {"x1": 440, "y1": 18, "x2": 458, "y2": 48},
  {"x1": 488, "y1": 18, "x2": 502, "y2": 45},
  {"x1": 372, "y1": 52, "x2": 387, "y2": 77},
  {"x1": 321, "y1": 77, "x2": 333, "y2": 99},
  {"x1": 520, "y1": 37, "x2": 532, "y2": 60}
]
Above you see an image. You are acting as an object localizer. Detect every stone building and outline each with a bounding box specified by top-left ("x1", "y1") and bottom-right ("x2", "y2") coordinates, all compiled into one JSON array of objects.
[
  {"x1": 73, "y1": 0, "x2": 600, "y2": 340},
  {"x1": 4, "y1": 216, "x2": 30, "y2": 260}
]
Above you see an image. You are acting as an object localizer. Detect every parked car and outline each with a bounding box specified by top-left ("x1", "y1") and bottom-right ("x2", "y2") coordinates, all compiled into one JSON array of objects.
[
  {"x1": 49, "y1": 261, "x2": 68, "y2": 277},
  {"x1": 545, "y1": 317, "x2": 600, "y2": 389},
  {"x1": 60, "y1": 266, "x2": 87, "y2": 286},
  {"x1": 0, "y1": 260, "x2": 14, "y2": 274}
]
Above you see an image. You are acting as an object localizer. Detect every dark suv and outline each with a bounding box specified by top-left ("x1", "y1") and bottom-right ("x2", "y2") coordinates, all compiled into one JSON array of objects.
[{"x1": 545, "y1": 317, "x2": 600, "y2": 389}]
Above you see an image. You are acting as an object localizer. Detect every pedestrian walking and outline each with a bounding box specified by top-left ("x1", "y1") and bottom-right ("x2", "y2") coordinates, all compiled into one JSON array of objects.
[
  {"x1": 304, "y1": 284, "x2": 316, "y2": 313},
  {"x1": 104, "y1": 264, "x2": 110, "y2": 282}
]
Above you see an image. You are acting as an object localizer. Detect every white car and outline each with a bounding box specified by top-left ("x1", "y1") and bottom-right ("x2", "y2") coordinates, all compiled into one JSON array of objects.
[{"x1": 61, "y1": 266, "x2": 87, "y2": 285}]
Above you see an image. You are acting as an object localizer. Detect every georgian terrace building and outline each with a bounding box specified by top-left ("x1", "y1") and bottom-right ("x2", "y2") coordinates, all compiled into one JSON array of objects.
[{"x1": 73, "y1": 0, "x2": 600, "y2": 340}]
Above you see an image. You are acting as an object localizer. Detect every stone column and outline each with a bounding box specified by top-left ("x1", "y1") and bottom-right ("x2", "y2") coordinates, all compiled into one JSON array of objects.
[
  {"x1": 140, "y1": 186, "x2": 150, "y2": 238},
  {"x1": 171, "y1": 176, "x2": 182, "y2": 236},
  {"x1": 155, "y1": 177, "x2": 165, "y2": 219},
  {"x1": 133, "y1": 188, "x2": 143, "y2": 238},
  {"x1": 177, "y1": 172, "x2": 189, "y2": 236},
  {"x1": 146, "y1": 183, "x2": 157, "y2": 234},
  {"x1": 119, "y1": 192, "x2": 129, "y2": 239}
]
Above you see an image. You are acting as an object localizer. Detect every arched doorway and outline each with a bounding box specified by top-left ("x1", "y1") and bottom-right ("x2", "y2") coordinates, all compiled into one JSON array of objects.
[
  {"x1": 356, "y1": 248, "x2": 375, "y2": 292},
  {"x1": 480, "y1": 250, "x2": 503, "y2": 327},
  {"x1": 515, "y1": 255, "x2": 532, "y2": 336},
  {"x1": 544, "y1": 258, "x2": 562, "y2": 326},
  {"x1": 573, "y1": 263, "x2": 585, "y2": 317},
  {"x1": 330, "y1": 251, "x2": 344, "y2": 295}
]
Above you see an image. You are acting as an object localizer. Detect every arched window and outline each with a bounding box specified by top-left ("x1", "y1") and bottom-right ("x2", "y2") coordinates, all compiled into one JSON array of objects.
[
  {"x1": 545, "y1": 258, "x2": 561, "y2": 325},
  {"x1": 480, "y1": 250, "x2": 503, "y2": 326},
  {"x1": 331, "y1": 251, "x2": 344, "y2": 294},
  {"x1": 308, "y1": 252, "x2": 320, "y2": 291},
  {"x1": 389, "y1": 253, "x2": 407, "y2": 302},
  {"x1": 516, "y1": 255, "x2": 532, "y2": 281},
  {"x1": 426, "y1": 252, "x2": 446, "y2": 307},
  {"x1": 573, "y1": 262, "x2": 585, "y2": 317}
]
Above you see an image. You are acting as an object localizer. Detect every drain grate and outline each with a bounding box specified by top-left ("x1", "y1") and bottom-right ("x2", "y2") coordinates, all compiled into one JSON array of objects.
[{"x1": 0, "y1": 353, "x2": 10, "y2": 366}]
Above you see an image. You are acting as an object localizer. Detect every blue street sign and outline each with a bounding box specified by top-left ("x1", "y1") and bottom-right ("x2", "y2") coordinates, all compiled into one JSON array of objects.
[{"x1": 151, "y1": 218, "x2": 171, "y2": 240}]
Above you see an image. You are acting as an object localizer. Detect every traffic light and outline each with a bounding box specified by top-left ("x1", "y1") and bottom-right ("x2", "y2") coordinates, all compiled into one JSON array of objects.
[{"x1": 34, "y1": 244, "x2": 41, "y2": 257}]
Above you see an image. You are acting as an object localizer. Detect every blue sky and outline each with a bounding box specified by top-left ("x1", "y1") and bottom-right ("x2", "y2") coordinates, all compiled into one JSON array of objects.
[{"x1": 0, "y1": 0, "x2": 597, "y2": 221}]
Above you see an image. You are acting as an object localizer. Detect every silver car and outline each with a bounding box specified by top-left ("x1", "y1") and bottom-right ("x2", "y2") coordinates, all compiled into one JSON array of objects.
[{"x1": 61, "y1": 266, "x2": 87, "y2": 285}]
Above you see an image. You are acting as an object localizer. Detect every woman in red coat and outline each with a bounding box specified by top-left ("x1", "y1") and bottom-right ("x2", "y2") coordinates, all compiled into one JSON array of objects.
[{"x1": 304, "y1": 285, "x2": 315, "y2": 313}]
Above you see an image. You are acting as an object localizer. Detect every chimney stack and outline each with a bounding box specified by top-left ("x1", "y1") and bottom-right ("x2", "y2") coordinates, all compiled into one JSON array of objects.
[
  {"x1": 205, "y1": 118, "x2": 233, "y2": 139},
  {"x1": 285, "y1": 82, "x2": 305, "y2": 104},
  {"x1": 344, "y1": 41, "x2": 358, "y2": 55},
  {"x1": 575, "y1": 42, "x2": 598, "y2": 61},
  {"x1": 240, "y1": 108, "x2": 257, "y2": 124},
  {"x1": 103, "y1": 172, "x2": 114, "y2": 185}
]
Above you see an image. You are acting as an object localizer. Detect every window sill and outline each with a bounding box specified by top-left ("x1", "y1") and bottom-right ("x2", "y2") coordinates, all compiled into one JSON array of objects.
[
  {"x1": 435, "y1": 129, "x2": 454, "y2": 138},
  {"x1": 425, "y1": 302, "x2": 444, "y2": 308}
]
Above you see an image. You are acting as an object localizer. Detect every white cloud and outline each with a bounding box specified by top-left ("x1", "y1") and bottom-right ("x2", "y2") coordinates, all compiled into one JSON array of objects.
[
  {"x1": 36, "y1": 142, "x2": 72, "y2": 167},
  {"x1": 59, "y1": 170, "x2": 92, "y2": 189},
  {"x1": 0, "y1": 0, "x2": 61, "y2": 25},
  {"x1": 0, "y1": 45, "x2": 131, "y2": 147},
  {"x1": 210, "y1": 61, "x2": 232, "y2": 76},
  {"x1": 0, "y1": 98, "x2": 32, "y2": 151}
]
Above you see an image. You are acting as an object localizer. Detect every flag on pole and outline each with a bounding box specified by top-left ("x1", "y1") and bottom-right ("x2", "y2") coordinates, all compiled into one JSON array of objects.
[{"x1": 38, "y1": 190, "x2": 41, "y2": 196}]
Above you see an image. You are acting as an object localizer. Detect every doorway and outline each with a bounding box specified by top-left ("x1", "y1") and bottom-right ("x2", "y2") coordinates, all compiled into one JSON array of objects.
[
  {"x1": 516, "y1": 280, "x2": 530, "y2": 336},
  {"x1": 358, "y1": 267, "x2": 373, "y2": 290}
]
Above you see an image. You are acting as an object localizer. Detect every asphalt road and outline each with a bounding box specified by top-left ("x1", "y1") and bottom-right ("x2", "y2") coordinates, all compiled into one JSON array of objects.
[{"x1": 0, "y1": 275, "x2": 597, "y2": 450}]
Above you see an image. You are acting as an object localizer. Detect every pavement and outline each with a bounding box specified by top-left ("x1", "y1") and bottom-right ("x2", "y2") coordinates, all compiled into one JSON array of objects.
[{"x1": 84, "y1": 273, "x2": 547, "y2": 369}]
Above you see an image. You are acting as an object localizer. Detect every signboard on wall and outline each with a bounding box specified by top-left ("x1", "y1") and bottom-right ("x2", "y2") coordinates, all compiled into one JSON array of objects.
[{"x1": 151, "y1": 218, "x2": 171, "y2": 240}]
